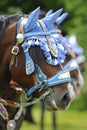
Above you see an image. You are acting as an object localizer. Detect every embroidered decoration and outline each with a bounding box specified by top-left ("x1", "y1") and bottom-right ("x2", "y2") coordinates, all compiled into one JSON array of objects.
[
  {"x1": 27, "y1": 36, "x2": 66, "y2": 65},
  {"x1": 48, "y1": 42, "x2": 58, "y2": 58},
  {"x1": 38, "y1": 20, "x2": 58, "y2": 58},
  {"x1": 22, "y1": 8, "x2": 69, "y2": 66},
  {"x1": 22, "y1": 42, "x2": 35, "y2": 75}
]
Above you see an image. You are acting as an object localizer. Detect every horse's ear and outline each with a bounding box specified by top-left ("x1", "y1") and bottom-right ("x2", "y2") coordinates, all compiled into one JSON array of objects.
[
  {"x1": 24, "y1": 7, "x2": 40, "y2": 32},
  {"x1": 42, "y1": 8, "x2": 63, "y2": 29},
  {"x1": 46, "y1": 9, "x2": 53, "y2": 16},
  {"x1": 56, "y1": 13, "x2": 68, "y2": 25}
]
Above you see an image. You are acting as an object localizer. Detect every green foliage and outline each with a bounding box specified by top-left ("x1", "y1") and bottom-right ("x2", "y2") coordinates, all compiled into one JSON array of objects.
[{"x1": 20, "y1": 105, "x2": 87, "y2": 130}]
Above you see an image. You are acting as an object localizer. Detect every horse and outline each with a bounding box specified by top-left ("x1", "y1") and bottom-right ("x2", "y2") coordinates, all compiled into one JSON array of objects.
[{"x1": 0, "y1": 7, "x2": 79, "y2": 130}]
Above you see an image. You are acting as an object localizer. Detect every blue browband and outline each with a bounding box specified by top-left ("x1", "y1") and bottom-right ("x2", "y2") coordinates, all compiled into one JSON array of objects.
[
  {"x1": 16, "y1": 17, "x2": 61, "y2": 38},
  {"x1": 27, "y1": 64, "x2": 71, "y2": 96},
  {"x1": 23, "y1": 30, "x2": 61, "y2": 38}
]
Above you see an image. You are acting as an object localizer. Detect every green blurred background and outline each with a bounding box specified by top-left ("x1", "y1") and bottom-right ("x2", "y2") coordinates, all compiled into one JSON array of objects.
[{"x1": 0, "y1": 0, "x2": 87, "y2": 130}]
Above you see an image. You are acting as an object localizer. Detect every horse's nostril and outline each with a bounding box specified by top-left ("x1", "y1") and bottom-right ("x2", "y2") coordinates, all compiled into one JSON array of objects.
[
  {"x1": 62, "y1": 93, "x2": 71, "y2": 105},
  {"x1": 76, "y1": 82, "x2": 80, "y2": 87}
]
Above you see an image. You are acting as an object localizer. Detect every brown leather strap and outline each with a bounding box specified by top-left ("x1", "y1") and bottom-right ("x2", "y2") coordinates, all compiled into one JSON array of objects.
[
  {"x1": 18, "y1": 20, "x2": 24, "y2": 34},
  {"x1": 0, "y1": 97, "x2": 20, "y2": 108},
  {"x1": 38, "y1": 20, "x2": 58, "y2": 57},
  {"x1": 10, "y1": 54, "x2": 16, "y2": 66},
  {"x1": 32, "y1": 74, "x2": 39, "y2": 86},
  {"x1": 10, "y1": 80, "x2": 23, "y2": 93},
  {"x1": 10, "y1": 79, "x2": 19, "y2": 86},
  {"x1": 38, "y1": 20, "x2": 76, "y2": 58},
  {"x1": 38, "y1": 20, "x2": 53, "y2": 47},
  {"x1": 10, "y1": 18, "x2": 25, "y2": 67},
  {"x1": 0, "y1": 104, "x2": 9, "y2": 121},
  {"x1": 0, "y1": 80, "x2": 22, "y2": 108},
  {"x1": 59, "y1": 34, "x2": 76, "y2": 58}
]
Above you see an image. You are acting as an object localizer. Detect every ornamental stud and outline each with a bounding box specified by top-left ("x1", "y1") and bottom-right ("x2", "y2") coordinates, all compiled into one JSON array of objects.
[
  {"x1": 7, "y1": 120, "x2": 16, "y2": 130},
  {"x1": 16, "y1": 33, "x2": 24, "y2": 44},
  {"x1": 48, "y1": 43, "x2": 58, "y2": 58}
]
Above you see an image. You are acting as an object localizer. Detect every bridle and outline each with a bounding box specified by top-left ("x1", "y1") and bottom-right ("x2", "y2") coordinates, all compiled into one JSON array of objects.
[{"x1": 9, "y1": 17, "x2": 72, "y2": 99}]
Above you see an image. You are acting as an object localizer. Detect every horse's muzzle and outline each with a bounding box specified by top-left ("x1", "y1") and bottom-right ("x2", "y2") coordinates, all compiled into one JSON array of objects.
[{"x1": 43, "y1": 91, "x2": 71, "y2": 111}]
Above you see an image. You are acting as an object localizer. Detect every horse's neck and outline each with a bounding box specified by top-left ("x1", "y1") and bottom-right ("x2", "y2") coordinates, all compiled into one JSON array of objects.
[
  {"x1": 0, "y1": 22, "x2": 16, "y2": 63},
  {"x1": 0, "y1": 23, "x2": 16, "y2": 93}
]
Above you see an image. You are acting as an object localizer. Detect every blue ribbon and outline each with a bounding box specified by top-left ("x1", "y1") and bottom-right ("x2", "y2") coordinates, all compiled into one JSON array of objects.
[{"x1": 23, "y1": 29, "x2": 61, "y2": 38}]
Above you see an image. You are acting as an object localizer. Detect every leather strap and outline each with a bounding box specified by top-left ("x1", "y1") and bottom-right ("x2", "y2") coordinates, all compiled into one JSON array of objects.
[
  {"x1": 10, "y1": 80, "x2": 23, "y2": 93},
  {"x1": 0, "y1": 97, "x2": 19, "y2": 108},
  {"x1": 0, "y1": 80, "x2": 23, "y2": 108},
  {"x1": 10, "y1": 18, "x2": 25, "y2": 68},
  {"x1": 0, "y1": 103, "x2": 9, "y2": 121},
  {"x1": 59, "y1": 34, "x2": 76, "y2": 58},
  {"x1": 38, "y1": 20, "x2": 58, "y2": 58}
]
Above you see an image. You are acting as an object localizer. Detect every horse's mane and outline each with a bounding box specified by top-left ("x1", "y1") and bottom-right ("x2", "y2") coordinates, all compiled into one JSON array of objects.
[{"x1": 0, "y1": 14, "x2": 23, "y2": 37}]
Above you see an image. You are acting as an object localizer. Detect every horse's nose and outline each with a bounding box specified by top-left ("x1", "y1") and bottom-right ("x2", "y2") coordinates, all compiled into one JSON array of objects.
[{"x1": 62, "y1": 92, "x2": 71, "y2": 105}]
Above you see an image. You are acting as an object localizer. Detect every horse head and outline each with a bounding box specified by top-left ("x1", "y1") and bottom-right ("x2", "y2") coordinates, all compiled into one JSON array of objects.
[{"x1": 0, "y1": 7, "x2": 79, "y2": 113}]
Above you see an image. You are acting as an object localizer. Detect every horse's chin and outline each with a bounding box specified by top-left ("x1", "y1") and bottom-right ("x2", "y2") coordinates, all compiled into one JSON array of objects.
[
  {"x1": 43, "y1": 94, "x2": 71, "y2": 111},
  {"x1": 42, "y1": 83, "x2": 75, "y2": 111},
  {"x1": 43, "y1": 96, "x2": 59, "y2": 111}
]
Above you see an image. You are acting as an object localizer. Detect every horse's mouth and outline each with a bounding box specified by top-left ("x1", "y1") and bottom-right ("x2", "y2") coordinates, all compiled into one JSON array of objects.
[
  {"x1": 43, "y1": 92, "x2": 71, "y2": 111},
  {"x1": 43, "y1": 96, "x2": 58, "y2": 111}
]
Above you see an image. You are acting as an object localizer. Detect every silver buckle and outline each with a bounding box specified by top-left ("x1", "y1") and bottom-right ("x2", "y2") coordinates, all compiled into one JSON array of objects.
[{"x1": 11, "y1": 46, "x2": 19, "y2": 55}]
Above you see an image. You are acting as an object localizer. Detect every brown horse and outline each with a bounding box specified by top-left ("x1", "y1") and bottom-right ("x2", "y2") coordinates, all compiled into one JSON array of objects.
[{"x1": 0, "y1": 8, "x2": 77, "y2": 130}]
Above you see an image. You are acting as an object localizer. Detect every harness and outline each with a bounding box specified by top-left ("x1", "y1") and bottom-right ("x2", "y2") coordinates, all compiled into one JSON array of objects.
[{"x1": 0, "y1": 17, "x2": 74, "y2": 130}]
